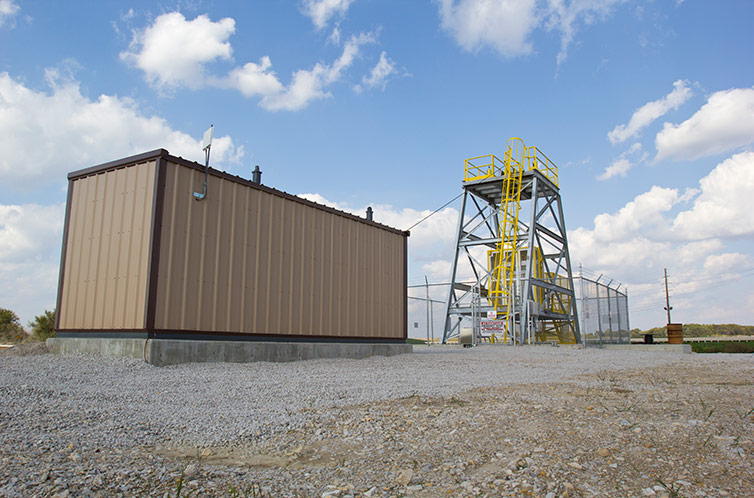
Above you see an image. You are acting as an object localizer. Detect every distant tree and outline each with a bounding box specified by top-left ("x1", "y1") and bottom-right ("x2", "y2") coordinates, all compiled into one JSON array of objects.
[
  {"x1": 29, "y1": 309, "x2": 56, "y2": 341},
  {"x1": 0, "y1": 307, "x2": 27, "y2": 343}
]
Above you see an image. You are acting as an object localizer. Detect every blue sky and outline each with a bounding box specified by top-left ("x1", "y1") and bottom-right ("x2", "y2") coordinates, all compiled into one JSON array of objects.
[{"x1": 1, "y1": 0, "x2": 753, "y2": 333}]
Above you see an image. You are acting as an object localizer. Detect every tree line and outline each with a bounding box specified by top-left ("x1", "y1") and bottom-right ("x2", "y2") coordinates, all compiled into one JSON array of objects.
[
  {"x1": 0, "y1": 308, "x2": 55, "y2": 344},
  {"x1": 631, "y1": 323, "x2": 754, "y2": 338}
]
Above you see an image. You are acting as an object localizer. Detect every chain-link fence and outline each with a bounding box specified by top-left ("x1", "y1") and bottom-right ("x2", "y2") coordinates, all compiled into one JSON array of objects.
[
  {"x1": 575, "y1": 275, "x2": 629, "y2": 346},
  {"x1": 408, "y1": 275, "x2": 629, "y2": 345}
]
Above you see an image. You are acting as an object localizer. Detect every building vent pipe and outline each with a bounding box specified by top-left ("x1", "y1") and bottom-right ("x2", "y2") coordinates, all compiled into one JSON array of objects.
[
  {"x1": 366, "y1": 206, "x2": 373, "y2": 221},
  {"x1": 252, "y1": 165, "x2": 262, "y2": 184}
]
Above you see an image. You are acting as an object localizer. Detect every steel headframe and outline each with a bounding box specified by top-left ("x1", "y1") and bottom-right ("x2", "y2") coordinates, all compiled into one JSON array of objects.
[{"x1": 442, "y1": 141, "x2": 580, "y2": 345}]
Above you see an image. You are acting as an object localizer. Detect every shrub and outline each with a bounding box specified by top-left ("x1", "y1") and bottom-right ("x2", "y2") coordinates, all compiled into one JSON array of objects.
[
  {"x1": 690, "y1": 341, "x2": 754, "y2": 354},
  {"x1": 29, "y1": 309, "x2": 56, "y2": 341},
  {"x1": 0, "y1": 308, "x2": 29, "y2": 343}
]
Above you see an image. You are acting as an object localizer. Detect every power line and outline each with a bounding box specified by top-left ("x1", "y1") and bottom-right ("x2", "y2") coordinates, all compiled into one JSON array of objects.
[{"x1": 405, "y1": 192, "x2": 463, "y2": 231}]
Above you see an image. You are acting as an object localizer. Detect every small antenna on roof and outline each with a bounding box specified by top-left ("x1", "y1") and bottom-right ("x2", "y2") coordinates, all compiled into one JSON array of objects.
[{"x1": 193, "y1": 124, "x2": 213, "y2": 200}]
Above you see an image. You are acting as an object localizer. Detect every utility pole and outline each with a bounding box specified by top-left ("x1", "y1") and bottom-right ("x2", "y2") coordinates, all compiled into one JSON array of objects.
[
  {"x1": 663, "y1": 268, "x2": 672, "y2": 325},
  {"x1": 425, "y1": 276, "x2": 431, "y2": 346}
]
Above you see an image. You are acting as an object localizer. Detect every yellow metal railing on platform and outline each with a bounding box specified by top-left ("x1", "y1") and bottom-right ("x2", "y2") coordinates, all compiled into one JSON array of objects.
[
  {"x1": 463, "y1": 144, "x2": 559, "y2": 187},
  {"x1": 524, "y1": 146, "x2": 559, "y2": 187},
  {"x1": 463, "y1": 154, "x2": 505, "y2": 181}
]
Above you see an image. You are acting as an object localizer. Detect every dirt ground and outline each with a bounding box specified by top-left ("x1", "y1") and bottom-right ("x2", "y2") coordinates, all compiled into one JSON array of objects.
[{"x1": 158, "y1": 359, "x2": 753, "y2": 497}]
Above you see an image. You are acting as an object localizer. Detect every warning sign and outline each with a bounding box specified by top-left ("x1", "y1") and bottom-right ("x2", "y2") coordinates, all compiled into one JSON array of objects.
[{"x1": 480, "y1": 320, "x2": 505, "y2": 337}]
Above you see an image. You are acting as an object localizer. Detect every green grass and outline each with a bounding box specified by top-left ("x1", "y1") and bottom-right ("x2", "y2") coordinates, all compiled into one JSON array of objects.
[
  {"x1": 406, "y1": 338, "x2": 426, "y2": 344},
  {"x1": 690, "y1": 341, "x2": 754, "y2": 354}
]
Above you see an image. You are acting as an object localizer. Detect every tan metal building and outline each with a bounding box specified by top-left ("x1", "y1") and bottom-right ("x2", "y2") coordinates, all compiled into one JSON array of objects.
[{"x1": 55, "y1": 149, "x2": 408, "y2": 344}]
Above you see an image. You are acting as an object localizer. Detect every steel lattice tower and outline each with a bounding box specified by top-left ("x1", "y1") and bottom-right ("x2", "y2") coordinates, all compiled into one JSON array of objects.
[{"x1": 442, "y1": 138, "x2": 580, "y2": 345}]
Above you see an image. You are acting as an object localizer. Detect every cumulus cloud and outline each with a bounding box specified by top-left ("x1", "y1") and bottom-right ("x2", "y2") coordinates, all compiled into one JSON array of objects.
[
  {"x1": 122, "y1": 12, "x2": 380, "y2": 111},
  {"x1": 0, "y1": 0, "x2": 19, "y2": 27},
  {"x1": 597, "y1": 158, "x2": 632, "y2": 181},
  {"x1": 597, "y1": 142, "x2": 645, "y2": 180},
  {"x1": 259, "y1": 32, "x2": 375, "y2": 111},
  {"x1": 437, "y1": 0, "x2": 623, "y2": 66},
  {"x1": 545, "y1": 0, "x2": 624, "y2": 68},
  {"x1": 354, "y1": 51, "x2": 397, "y2": 93},
  {"x1": 0, "y1": 71, "x2": 244, "y2": 186},
  {"x1": 0, "y1": 202, "x2": 65, "y2": 326},
  {"x1": 0, "y1": 203, "x2": 65, "y2": 262},
  {"x1": 655, "y1": 87, "x2": 754, "y2": 161},
  {"x1": 437, "y1": 0, "x2": 538, "y2": 57},
  {"x1": 301, "y1": 0, "x2": 355, "y2": 30},
  {"x1": 672, "y1": 152, "x2": 754, "y2": 239},
  {"x1": 216, "y1": 56, "x2": 285, "y2": 98},
  {"x1": 608, "y1": 80, "x2": 693, "y2": 145},
  {"x1": 120, "y1": 12, "x2": 235, "y2": 90},
  {"x1": 702, "y1": 252, "x2": 751, "y2": 273},
  {"x1": 593, "y1": 186, "x2": 679, "y2": 242},
  {"x1": 570, "y1": 151, "x2": 754, "y2": 327}
]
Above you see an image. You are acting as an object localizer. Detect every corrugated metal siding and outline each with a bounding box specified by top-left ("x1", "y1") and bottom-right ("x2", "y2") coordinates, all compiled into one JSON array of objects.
[
  {"x1": 58, "y1": 161, "x2": 156, "y2": 329},
  {"x1": 154, "y1": 160, "x2": 406, "y2": 339}
]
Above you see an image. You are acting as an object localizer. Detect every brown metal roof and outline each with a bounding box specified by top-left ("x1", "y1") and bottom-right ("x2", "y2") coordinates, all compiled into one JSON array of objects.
[{"x1": 68, "y1": 149, "x2": 410, "y2": 237}]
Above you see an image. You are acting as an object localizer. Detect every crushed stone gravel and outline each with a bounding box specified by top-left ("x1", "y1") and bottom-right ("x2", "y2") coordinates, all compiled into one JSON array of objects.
[{"x1": 0, "y1": 344, "x2": 751, "y2": 496}]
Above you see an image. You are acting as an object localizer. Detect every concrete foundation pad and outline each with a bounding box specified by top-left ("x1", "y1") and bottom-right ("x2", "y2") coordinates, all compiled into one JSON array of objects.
[
  {"x1": 600, "y1": 343, "x2": 692, "y2": 353},
  {"x1": 47, "y1": 337, "x2": 413, "y2": 366}
]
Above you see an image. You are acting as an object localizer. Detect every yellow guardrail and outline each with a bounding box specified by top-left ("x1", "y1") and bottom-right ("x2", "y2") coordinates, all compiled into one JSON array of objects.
[
  {"x1": 463, "y1": 141, "x2": 559, "y2": 187},
  {"x1": 464, "y1": 154, "x2": 505, "y2": 181},
  {"x1": 524, "y1": 146, "x2": 559, "y2": 187}
]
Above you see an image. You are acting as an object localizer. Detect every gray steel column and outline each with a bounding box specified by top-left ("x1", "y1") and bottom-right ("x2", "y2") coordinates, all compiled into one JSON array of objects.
[
  {"x1": 442, "y1": 190, "x2": 468, "y2": 343},
  {"x1": 521, "y1": 175, "x2": 539, "y2": 344},
  {"x1": 555, "y1": 192, "x2": 581, "y2": 342}
]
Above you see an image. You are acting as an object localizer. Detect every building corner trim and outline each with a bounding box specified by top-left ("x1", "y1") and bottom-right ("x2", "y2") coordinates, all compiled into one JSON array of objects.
[
  {"x1": 144, "y1": 156, "x2": 168, "y2": 335},
  {"x1": 53, "y1": 179, "x2": 75, "y2": 331}
]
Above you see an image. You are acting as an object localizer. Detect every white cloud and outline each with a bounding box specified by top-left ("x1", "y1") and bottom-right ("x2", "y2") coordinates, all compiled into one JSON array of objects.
[
  {"x1": 0, "y1": 0, "x2": 19, "y2": 27},
  {"x1": 546, "y1": 0, "x2": 624, "y2": 68},
  {"x1": 328, "y1": 25, "x2": 341, "y2": 45},
  {"x1": 354, "y1": 51, "x2": 397, "y2": 93},
  {"x1": 0, "y1": 203, "x2": 65, "y2": 327},
  {"x1": 0, "y1": 71, "x2": 244, "y2": 186},
  {"x1": 608, "y1": 80, "x2": 693, "y2": 144},
  {"x1": 437, "y1": 0, "x2": 624, "y2": 66},
  {"x1": 301, "y1": 0, "x2": 355, "y2": 30},
  {"x1": 216, "y1": 56, "x2": 285, "y2": 98},
  {"x1": 120, "y1": 12, "x2": 235, "y2": 90},
  {"x1": 592, "y1": 186, "x2": 679, "y2": 242},
  {"x1": 655, "y1": 87, "x2": 754, "y2": 161},
  {"x1": 122, "y1": 12, "x2": 379, "y2": 112},
  {"x1": 597, "y1": 157, "x2": 632, "y2": 180},
  {"x1": 672, "y1": 152, "x2": 754, "y2": 239},
  {"x1": 260, "y1": 32, "x2": 375, "y2": 111},
  {"x1": 702, "y1": 252, "x2": 751, "y2": 273},
  {"x1": 0, "y1": 203, "x2": 65, "y2": 262},
  {"x1": 437, "y1": 0, "x2": 538, "y2": 57},
  {"x1": 597, "y1": 142, "x2": 645, "y2": 180},
  {"x1": 570, "y1": 153, "x2": 754, "y2": 328}
]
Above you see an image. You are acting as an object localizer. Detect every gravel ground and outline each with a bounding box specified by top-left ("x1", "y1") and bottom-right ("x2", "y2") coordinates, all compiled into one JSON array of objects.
[{"x1": 0, "y1": 344, "x2": 751, "y2": 497}]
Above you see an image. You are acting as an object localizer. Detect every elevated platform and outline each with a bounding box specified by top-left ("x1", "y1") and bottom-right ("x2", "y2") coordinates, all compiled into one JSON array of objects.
[
  {"x1": 47, "y1": 337, "x2": 413, "y2": 366},
  {"x1": 463, "y1": 168, "x2": 558, "y2": 206}
]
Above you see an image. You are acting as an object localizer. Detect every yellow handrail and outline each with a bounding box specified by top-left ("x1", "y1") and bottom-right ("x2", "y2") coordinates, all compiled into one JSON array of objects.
[
  {"x1": 524, "y1": 146, "x2": 559, "y2": 187},
  {"x1": 463, "y1": 143, "x2": 559, "y2": 187},
  {"x1": 464, "y1": 154, "x2": 504, "y2": 181}
]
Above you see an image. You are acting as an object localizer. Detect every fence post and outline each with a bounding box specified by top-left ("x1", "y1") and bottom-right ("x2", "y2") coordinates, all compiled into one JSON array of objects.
[
  {"x1": 596, "y1": 280, "x2": 603, "y2": 346},
  {"x1": 425, "y1": 276, "x2": 430, "y2": 346}
]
